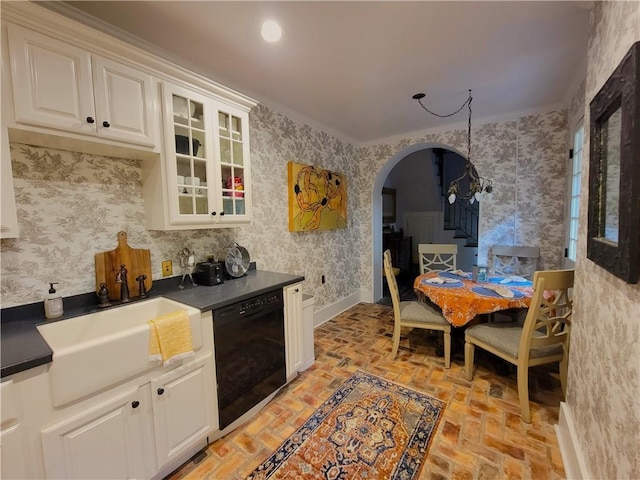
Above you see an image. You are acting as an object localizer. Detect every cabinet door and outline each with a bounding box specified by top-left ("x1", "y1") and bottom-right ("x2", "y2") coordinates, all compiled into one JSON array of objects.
[
  {"x1": 92, "y1": 56, "x2": 157, "y2": 148},
  {"x1": 1, "y1": 86, "x2": 19, "y2": 238},
  {"x1": 1, "y1": 424, "x2": 29, "y2": 479},
  {"x1": 7, "y1": 24, "x2": 96, "y2": 135},
  {"x1": 284, "y1": 283, "x2": 304, "y2": 380},
  {"x1": 214, "y1": 105, "x2": 252, "y2": 225},
  {"x1": 150, "y1": 353, "x2": 215, "y2": 465},
  {"x1": 41, "y1": 386, "x2": 154, "y2": 480},
  {"x1": 162, "y1": 82, "x2": 217, "y2": 225},
  {"x1": 1, "y1": 380, "x2": 28, "y2": 479}
]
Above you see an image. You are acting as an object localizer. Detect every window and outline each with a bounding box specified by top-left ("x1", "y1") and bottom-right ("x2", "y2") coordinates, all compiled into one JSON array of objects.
[{"x1": 567, "y1": 122, "x2": 584, "y2": 262}]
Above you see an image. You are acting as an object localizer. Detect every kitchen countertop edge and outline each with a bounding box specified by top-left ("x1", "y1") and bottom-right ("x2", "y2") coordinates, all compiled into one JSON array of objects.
[{"x1": 1, "y1": 270, "x2": 305, "y2": 379}]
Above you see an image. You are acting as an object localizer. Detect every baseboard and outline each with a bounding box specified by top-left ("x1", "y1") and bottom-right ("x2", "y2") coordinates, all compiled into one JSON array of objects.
[
  {"x1": 313, "y1": 291, "x2": 362, "y2": 328},
  {"x1": 299, "y1": 357, "x2": 315, "y2": 371},
  {"x1": 555, "y1": 402, "x2": 592, "y2": 479}
]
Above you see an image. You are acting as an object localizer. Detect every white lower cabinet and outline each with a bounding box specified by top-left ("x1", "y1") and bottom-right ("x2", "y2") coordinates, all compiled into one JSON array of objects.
[
  {"x1": 150, "y1": 352, "x2": 216, "y2": 466},
  {"x1": 284, "y1": 283, "x2": 304, "y2": 381},
  {"x1": 40, "y1": 353, "x2": 216, "y2": 480},
  {"x1": 41, "y1": 385, "x2": 155, "y2": 480},
  {"x1": 1, "y1": 380, "x2": 29, "y2": 479},
  {"x1": 1, "y1": 424, "x2": 29, "y2": 479}
]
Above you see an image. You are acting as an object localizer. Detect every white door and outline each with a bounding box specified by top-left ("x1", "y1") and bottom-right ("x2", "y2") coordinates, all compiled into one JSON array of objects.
[
  {"x1": 92, "y1": 56, "x2": 157, "y2": 147},
  {"x1": 8, "y1": 24, "x2": 95, "y2": 134},
  {"x1": 404, "y1": 211, "x2": 439, "y2": 264},
  {"x1": 284, "y1": 283, "x2": 303, "y2": 380},
  {"x1": 150, "y1": 354, "x2": 215, "y2": 465},
  {"x1": 41, "y1": 386, "x2": 154, "y2": 480}
]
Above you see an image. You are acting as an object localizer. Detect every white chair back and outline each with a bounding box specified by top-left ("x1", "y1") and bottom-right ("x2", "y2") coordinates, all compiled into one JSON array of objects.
[
  {"x1": 418, "y1": 244, "x2": 457, "y2": 274},
  {"x1": 491, "y1": 245, "x2": 540, "y2": 279}
]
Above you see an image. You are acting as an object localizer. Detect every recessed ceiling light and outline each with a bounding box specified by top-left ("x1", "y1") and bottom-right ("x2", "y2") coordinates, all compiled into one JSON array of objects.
[{"x1": 261, "y1": 19, "x2": 283, "y2": 43}]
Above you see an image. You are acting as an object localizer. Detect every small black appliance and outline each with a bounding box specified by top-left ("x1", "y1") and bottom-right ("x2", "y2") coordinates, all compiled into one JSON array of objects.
[{"x1": 193, "y1": 262, "x2": 224, "y2": 286}]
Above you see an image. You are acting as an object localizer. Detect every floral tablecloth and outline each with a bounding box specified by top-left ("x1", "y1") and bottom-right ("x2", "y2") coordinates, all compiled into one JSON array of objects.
[{"x1": 413, "y1": 272, "x2": 534, "y2": 327}]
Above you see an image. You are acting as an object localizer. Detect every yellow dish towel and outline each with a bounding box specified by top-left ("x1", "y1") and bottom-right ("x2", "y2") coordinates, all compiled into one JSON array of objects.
[{"x1": 148, "y1": 310, "x2": 194, "y2": 366}]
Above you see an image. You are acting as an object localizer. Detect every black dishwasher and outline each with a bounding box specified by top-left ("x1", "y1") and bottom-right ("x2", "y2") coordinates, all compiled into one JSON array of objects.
[{"x1": 213, "y1": 290, "x2": 287, "y2": 430}]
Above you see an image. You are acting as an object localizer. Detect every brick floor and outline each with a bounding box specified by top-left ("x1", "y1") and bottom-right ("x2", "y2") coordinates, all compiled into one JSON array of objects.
[{"x1": 166, "y1": 302, "x2": 565, "y2": 480}]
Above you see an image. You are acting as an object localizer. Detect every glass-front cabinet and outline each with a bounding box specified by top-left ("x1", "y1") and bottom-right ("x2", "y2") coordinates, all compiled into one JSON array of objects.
[
  {"x1": 218, "y1": 110, "x2": 248, "y2": 219},
  {"x1": 157, "y1": 82, "x2": 251, "y2": 228}
]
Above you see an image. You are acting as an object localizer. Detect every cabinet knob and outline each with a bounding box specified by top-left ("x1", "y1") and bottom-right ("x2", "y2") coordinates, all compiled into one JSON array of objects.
[
  {"x1": 86, "y1": 117, "x2": 95, "y2": 124},
  {"x1": 102, "y1": 121, "x2": 111, "y2": 128},
  {"x1": 157, "y1": 388, "x2": 165, "y2": 395},
  {"x1": 131, "y1": 400, "x2": 140, "y2": 408},
  {"x1": 211, "y1": 211, "x2": 217, "y2": 216},
  {"x1": 295, "y1": 288, "x2": 299, "y2": 292},
  {"x1": 220, "y1": 211, "x2": 225, "y2": 216}
]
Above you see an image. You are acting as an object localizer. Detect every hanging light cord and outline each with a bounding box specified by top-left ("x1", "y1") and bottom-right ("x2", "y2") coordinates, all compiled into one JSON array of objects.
[
  {"x1": 412, "y1": 89, "x2": 492, "y2": 204},
  {"x1": 413, "y1": 90, "x2": 472, "y2": 119}
]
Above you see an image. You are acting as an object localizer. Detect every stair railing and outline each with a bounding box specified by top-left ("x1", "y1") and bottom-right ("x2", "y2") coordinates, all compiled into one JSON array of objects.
[{"x1": 445, "y1": 200, "x2": 478, "y2": 246}]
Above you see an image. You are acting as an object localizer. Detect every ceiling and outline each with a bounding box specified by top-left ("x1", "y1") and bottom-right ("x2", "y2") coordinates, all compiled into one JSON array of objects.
[{"x1": 57, "y1": 1, "x2": 591, "y2": 143}]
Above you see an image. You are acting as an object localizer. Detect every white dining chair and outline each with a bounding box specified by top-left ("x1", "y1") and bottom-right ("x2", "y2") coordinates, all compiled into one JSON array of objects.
[
  {"x1": 418, "y1": 243, "x2": 458, "y2": 274},
  {"x1": 464, "y1": 269, "x2": 574, "y2": 423},
  {"x1": 384, "y1": 249, "x2": 451, "y2": 368},
  {"x1": 491, "y1": 245, "x2": 540, "y2": 280}
]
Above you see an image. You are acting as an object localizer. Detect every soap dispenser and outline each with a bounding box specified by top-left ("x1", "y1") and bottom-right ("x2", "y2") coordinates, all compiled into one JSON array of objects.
[{"x1": 44, "y1": 282, "x2": 63, "y2": 319}]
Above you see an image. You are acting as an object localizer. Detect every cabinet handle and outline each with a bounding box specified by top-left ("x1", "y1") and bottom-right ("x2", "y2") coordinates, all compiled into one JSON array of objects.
[
  {"x1": 102, "y1": 121, "x2": 111, "y2": 128},
  {"x1": 131, "y1": 400, "x2": 140, "y2": 408},
  {"x1": 86, "y1": 117, "x2": 95, "y2": 124},
  {"x1": 157, "y1": 388, "x2": 165, "y2": 395}
]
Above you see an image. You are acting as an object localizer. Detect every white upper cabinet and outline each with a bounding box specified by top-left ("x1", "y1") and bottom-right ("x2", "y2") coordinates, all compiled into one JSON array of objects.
[
  {"x1": 2, "y1": 2, "x2": 257, "y2": 231},
  {"x1": 7, "y1": 24, "x2": 158, "y2": 149},
  {"x1": 143, "y1": 81, "x2": 252, "y2": 230}
]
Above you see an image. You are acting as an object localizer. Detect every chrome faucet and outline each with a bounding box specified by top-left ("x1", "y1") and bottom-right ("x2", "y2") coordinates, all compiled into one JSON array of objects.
[{"x1": 115, "y1": 264, "x2": 130, "y2": 302}]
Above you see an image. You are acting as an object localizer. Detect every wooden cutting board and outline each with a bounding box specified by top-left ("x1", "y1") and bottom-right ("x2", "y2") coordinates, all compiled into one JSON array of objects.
[{"x1": 95, "y1": 231, "x2": 152, "y2": 300}]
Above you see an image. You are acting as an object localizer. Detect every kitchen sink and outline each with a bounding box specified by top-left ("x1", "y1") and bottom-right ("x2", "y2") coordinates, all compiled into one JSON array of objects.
[{"x1": 37, "y1": 297, "x2": 202, "y2": 407}]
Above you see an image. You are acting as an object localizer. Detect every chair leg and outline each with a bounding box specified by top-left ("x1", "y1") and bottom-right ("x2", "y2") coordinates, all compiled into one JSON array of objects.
[
  {"x1": 517, "y1": 363, "x2": 531, "y2": 423},
  {"x1": 464, "y1": 341, "x2": 474, "y2": 381},
  {"x1": 559, "y1": 356, "x2": 568, "y2": 398},
  {"x1": 443, "y1": 330, "x2": 451, "y2": 369},
  {"x1": 391, "y1": 323, "x2": 401, "y2": 359}
]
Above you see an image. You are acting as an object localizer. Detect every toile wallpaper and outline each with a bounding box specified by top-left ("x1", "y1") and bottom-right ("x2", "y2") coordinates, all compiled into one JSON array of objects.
[
  {"x1": 0, "y1": 104, "x2": 362, "y2": 310},
  {"x1": 566, "y1": 2, "x2": 640, "y2": 479},
  {"x1": 357, "y1": 109, "x2": 568, "y2": 298},
  {"x1": 1, "y1": 100, "x2": 568, "y2": 313}
]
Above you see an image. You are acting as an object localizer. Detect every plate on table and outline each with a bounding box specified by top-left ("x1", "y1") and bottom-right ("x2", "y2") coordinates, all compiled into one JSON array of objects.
[
  {"x1": 471, "y1": 286, "x2": 525, "y2": 299},
  {"x1": 488, "y1": 276, "x2": 532, "y2": 286},
  {"x1": 440, "y1": 271, "x2": 471, "y2": 280},
  {"x1": 421, "y1": 278, "x2": 463, "y2": 288}
]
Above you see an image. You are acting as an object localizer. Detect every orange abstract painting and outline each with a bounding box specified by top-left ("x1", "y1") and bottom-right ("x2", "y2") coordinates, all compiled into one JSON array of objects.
[{"x1": 288, "y1": 161, "x2": 347, "y2": 232}]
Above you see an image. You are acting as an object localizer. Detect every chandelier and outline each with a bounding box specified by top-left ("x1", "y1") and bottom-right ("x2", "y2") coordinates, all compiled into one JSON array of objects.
[{"x1": 412, "y1": 89, "x2": 492, "y2": 204}]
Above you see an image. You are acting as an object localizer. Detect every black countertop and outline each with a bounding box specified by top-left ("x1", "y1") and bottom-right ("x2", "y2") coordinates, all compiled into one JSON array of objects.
[{"x1": 0, "y1": 270, "x2": 304, "y2": 379}]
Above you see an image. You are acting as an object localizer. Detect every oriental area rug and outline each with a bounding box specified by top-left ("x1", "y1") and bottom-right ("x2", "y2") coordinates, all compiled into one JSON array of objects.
[{"x1": 247, "y1": 370, "x2": 444, "y2": 480}]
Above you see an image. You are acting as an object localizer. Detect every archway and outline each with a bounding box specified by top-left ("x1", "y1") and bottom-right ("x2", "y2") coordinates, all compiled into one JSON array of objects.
[{"x1": 371, "y1": 142, "x2": 468, "y2": 302}]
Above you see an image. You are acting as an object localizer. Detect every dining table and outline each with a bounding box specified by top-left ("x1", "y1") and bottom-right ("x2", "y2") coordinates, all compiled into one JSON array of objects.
[{"x1": 413, "y1": 271, "x2": 535, "y2": 327}]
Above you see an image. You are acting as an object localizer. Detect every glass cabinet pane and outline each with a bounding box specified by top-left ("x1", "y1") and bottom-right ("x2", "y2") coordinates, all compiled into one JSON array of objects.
[{"x1": 171, "y1": 91, "x2": 212, "y2": 219}]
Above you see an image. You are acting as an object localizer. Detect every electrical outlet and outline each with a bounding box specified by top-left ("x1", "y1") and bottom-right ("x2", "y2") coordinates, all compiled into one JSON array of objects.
[
  {"x1": 162, "y1": 260, "x2": 173, "y2": 277},
  {"x1": 321, "y1": 274, "x2": 326, "y2": 284}
]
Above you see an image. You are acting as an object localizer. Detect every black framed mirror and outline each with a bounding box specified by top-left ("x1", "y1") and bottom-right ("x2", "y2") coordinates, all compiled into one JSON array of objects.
[{"x1": 587, "y1": 41, "x2": 640, "y2": 284}]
